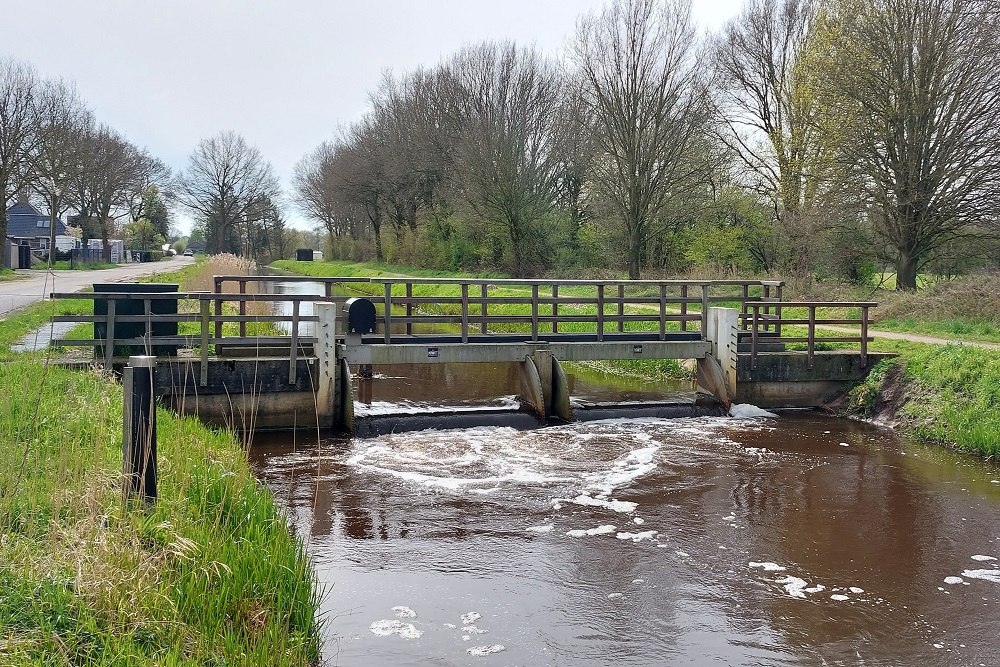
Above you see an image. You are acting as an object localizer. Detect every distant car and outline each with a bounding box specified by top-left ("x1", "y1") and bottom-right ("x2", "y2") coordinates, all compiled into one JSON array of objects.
[{"x1": 183, "y1": 249, "x2": 194, "y2": 257}]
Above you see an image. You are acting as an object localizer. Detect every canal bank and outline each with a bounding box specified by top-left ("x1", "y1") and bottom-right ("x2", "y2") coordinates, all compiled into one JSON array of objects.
[{"x1": 0, "y1": 256, "x2": 321, "y2": 666}]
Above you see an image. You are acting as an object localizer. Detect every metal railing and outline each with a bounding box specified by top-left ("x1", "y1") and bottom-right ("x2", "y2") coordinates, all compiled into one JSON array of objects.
[{"x1": 745, "y1": 301, "x2": 877, "y2": 368}]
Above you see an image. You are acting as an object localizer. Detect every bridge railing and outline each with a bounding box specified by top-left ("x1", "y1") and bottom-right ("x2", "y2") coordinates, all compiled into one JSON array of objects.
[
  {"x1": 210, "y1": 275, "x2": 784, "y2": 343},
  {"x1": 48, "y1": 290, "x2": 329, "y2": 385},
  {"x1": 745, "y1": 301, "x2": 878, "y2": 368},
  {"x1": 364, "y1": 278, "x2": 783, "y2": 343}
]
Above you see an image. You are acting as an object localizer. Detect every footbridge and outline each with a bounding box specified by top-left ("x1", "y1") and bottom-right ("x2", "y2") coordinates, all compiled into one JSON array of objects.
[{"x1": 50, "y1": 276, "x2": 887, "y2": 430}]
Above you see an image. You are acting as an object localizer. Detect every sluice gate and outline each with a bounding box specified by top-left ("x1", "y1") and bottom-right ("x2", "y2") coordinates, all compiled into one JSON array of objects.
[{"x1": 50, "y1": 276, "x2": 888, "y2": 431}]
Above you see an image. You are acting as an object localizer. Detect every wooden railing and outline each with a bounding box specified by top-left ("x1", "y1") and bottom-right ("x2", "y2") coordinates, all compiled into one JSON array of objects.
[
  {"x1": 212, "y1": 275, "x2": 784, "y2": 344},
  {"x1": 49, "y1": 290, "x2": 327, "y2": 385},
  {"x1": 745, "y1": 301, "x2": 877, "y2": 368}
]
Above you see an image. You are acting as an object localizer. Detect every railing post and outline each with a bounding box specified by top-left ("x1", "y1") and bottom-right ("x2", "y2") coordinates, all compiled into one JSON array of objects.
[
  {"x1": 289, "y1": 300, "x2": 300, "y2": 384},
  {"x1": 751, "y1": 305, "x2": 759, "y2": 370},
  {"x1": 405, "y1": 283, "x2": 413, "y2": 336},
  {"x1": 200, "y1": 299, "x2": 210, "y2": 387},
  {"x1": 143, "y1": 298, "x2": 152, "y2": 356},
  {"x1": 383, "y1": 282, "x2": 392, "y2": 345},
  {"x1": 807, "y1": 305, "x2": 816, "y2": 368},
  {"x1": 123, "y1": 355, "x2": 157, "y2": 504},
  {"x1": 461, "y1": 283, "x2": 469, "y2": 343},
  {"x1": 239, "y1": 279, "x2": 247, "y2": 338},
  {"x1": 700, "y1": 284, "x2": 710, "y2": 335},
  {"x1": 658, "y1": 285, "x2": 667, "y2": 341},
  {"x1": 617, "y1": 284, "x2": 625, "y2": 333},
  {"x1": 861, "y1": 305, "x2": 870, "y2": 367},
  {"x1": 596, "y1": 285, "x2": 605, "y2": 342},
  {"x1": 681, "y1": 285, "x2": 688, "y2": 331},
  {"x1": 104, "y1": 299, "x2": 116, "y2": 368},
  {"x1": 531, "y1": 284, "x2": 539, "y2": 342},
  {"x1": 774, "y1": 283, "x2": 784, "y2": 338},
  {"x1": 552, "y1": 284, "x2": 559, "y2": 334},
  {"x1": 480, "y1": 284, "x2": 488, "y2": 335},
  {"x1": 740, "y1": 284, "x2": 749, "y2": 329}
]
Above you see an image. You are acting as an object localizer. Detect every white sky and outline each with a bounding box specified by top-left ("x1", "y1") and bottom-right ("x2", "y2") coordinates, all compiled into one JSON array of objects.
[{"x1": 3, "y1": 0, "x2": 744, "y2": 233}]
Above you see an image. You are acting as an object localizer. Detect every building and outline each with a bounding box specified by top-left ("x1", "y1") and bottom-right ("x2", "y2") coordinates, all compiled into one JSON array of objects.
[{"x1": 5, "y1": 200, "x2": 71, "y2": 251}]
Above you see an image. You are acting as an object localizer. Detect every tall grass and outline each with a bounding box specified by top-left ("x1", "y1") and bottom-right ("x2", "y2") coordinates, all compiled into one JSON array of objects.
[{"x1": 0, "y1": 253, "x2": 322, "y2": 666}]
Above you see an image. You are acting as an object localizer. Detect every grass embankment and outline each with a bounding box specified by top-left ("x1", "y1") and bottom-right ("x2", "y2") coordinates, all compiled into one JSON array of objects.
[
  {"x1": 0, "y1": 268, "x2": 25, "y2": 282},
  {"x1": 0, "y1": 256, "x2": 321, "y2": 666},
  {"x1": 274, "y1": 259, "x2": 693, "y2": 380}
]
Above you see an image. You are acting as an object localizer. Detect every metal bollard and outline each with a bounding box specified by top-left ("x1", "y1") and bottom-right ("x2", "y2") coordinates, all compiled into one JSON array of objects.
[{"x1": 123, "y1": 355, "x2": 157, "y2": 503}]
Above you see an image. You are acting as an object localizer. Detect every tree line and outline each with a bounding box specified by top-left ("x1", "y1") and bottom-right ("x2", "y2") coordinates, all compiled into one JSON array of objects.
[
  {"x1": 293, "y1": 0, "x2": 1000, "y2": 289},
  {"x1": 0, "y1": 63, "x2": 301, "y2": 262}
]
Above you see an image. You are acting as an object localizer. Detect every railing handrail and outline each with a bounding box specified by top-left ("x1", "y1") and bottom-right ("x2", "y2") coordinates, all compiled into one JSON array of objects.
[{"x1": 747, "y1": 301, "x2": 875, "y2": 369}]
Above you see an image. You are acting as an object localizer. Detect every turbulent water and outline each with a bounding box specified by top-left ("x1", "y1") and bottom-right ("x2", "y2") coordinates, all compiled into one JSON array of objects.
[
  {"x1": 253, "y1": 279, "x2": 1000, "y2": 665},
  {"x1": 251, "y1": 377, "x2": 1000, "y2": 667}
]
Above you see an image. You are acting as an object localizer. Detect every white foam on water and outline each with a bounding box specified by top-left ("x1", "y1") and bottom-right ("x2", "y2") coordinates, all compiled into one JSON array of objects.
[
  {"x1": 616, "y1": 530, "x2": 658, "y2": 542},
  {"x1": 632, "y1": 578, "x2": 645, "y2": 584},
  {"x1": 443, "y1": 623, "x2": 457, "y2": 629},
  {"x1": 608, "y1": 592, "x2": 623, "y2": 599},
  {"x1": 723, "y1": 514, "x2": 736, "y2": 521},
  {"x1": 729, "y1": 404, "x2": 778, "y2": 418},
  {"x1": 356, "y1": 396, "x2": 522, "y2": 416},
  {"x1": 561, "y1": 493, "x2": 638, "y2": 513},
  {"x1": 944, "y1": 576, "x2": 966, "y2": 585},
  {"x1": 805, "y1": 585, "x2": 825, "y2": 594},
  {"x1": 460, "y1": 612, "x2": 482, "y2": 625},
  {"x1": 962, "y1": 569, "x2": 1000, "y2": 584},
  {"x1": 566, "y1": 524, "x2": 617, "y2": 537},
  {"x1": 849, "y1": 587, "x2": 865, "y2": 594},
  {"x1": 392, "y1": 606, "x2": 417, "y2": 618},
  {"x1": 971, "y1": 555, "x2": 997, "y2": 561},
  {"x1": 633, "y1": 517, "x2": 645, "y2": 525},
  {"x1": 749, "y1": 562, "x2": 787, "y2": 572},
  {"x1": 776, "y1": 576, "x2": 810, "y2": 598},
  {"x1": 526, "y1": 524, "x2": 554, "y2": 533},
  {"x1": 676, "y1": 550, "x2": 690, "y2": 558},
  {"x1": 462, "y1": 625, "x2": 488, "y2": 634},
  {"x1": 467, "y1": 644, "x2": 506, "y2": 656},
  {"x1": 839, "y1": 442, "x2": 850, "y2": 447},
  {"x1": 583, "y1": 445, "x2": 660, "y2": 500},
  {"x1": 369, "y1": 619, "x2": 423, "y2": 639},
  {"x1": 831, "y1": 594, "x2": 850, "y2": 601}
]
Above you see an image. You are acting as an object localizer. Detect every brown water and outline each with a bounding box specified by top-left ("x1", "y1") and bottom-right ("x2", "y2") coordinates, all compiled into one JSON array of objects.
[{"x1": 250, "y1": 361, "x2": 1000, "y2": 667}]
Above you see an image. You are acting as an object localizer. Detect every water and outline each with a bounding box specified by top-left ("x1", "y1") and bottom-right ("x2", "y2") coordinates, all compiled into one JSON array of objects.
[{"x1": 251, "y1": 371, "x2": 1000, "y2": 666}]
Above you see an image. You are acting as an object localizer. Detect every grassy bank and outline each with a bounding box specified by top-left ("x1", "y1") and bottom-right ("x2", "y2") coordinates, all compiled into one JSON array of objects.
[
  {"x1": 846, "y1": 343, "x2": 1000, "y2": 458},
  {"x1": 0, "y1": 257, "x2": 322, "y2": 666}
]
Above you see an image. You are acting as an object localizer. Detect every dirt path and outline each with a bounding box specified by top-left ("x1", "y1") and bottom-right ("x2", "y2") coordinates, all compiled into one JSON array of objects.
[
  {"x1": 0, "y1": 256, "x2": 194, "y2": 317},
  {"x1": 817, "y1": 324, "x2": 1000, "y2": 350}
]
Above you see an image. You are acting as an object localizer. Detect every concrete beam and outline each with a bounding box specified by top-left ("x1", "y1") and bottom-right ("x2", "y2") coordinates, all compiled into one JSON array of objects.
[
  {"x1": 735, "y1": 351, "x2": 895, "y2": 407},
  {"x1": 340, "y1": 340, "x2": 711, "y2": 365}
]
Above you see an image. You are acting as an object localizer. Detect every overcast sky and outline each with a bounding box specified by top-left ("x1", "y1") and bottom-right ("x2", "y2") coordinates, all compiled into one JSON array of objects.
[{"x1": 4, "y1": 0, "x2": 744, "y2": 233}]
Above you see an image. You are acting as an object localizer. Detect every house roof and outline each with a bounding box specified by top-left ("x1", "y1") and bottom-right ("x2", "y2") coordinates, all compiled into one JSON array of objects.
[{"x1": 5, "y1": 201, "x2": 67, "y2": 238}]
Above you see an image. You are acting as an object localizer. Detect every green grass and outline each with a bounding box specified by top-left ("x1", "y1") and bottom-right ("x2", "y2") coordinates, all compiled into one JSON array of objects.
[
  {"x1": 0, "y1": 254, "x2": 322, "y2": 666},
  {"x1": 272, "y1": 258, "x2": 504, "y2": 280},
  {"x1": 847, "y1": 338, "x2": 1000, "y2": 458},
  {"x1": 872, "y1": 316, "x2": 1000, "y2": 343},
  {"x1": 0, "y1": 362, "x2": 321, "y2": 665},
  {"x1": 49, "y1": 261, "x2": 118, "y2": 271},
  {"x1": 0, "y1": 267, "x2": 25, "y2": 282}
]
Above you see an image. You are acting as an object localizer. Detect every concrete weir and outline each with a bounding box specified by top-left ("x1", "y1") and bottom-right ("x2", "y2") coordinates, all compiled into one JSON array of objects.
[{"x1": 52, "y1": 278, "x2": 883, "y2": 431}]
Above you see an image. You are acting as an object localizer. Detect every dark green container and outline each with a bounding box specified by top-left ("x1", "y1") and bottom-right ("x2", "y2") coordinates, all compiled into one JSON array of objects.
[{"x1": 94, "y1": 283, "x2": 179, "y2": 358}]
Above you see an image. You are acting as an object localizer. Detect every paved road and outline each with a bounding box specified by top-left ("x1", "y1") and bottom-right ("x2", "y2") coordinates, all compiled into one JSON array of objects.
[{"x1": 0, "y1": 256, "x2": 195, "y2": 318}]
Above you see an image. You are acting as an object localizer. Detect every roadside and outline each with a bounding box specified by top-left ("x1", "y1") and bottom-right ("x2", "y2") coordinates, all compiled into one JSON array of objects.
[
  {"x1": 0, "y1": 255, "x2": 194, "y2": 317},
  {"x1": 820, "y1": 324, "x2": 1000, "y2": 350}
]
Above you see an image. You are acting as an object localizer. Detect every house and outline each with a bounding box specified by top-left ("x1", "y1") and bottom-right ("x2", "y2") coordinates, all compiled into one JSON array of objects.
[{"x1": 5, "y1": 199, "x2": 73, "y2": 252}]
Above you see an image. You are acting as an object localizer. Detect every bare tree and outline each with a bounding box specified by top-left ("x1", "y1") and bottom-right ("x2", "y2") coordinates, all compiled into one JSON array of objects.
[
  {"x1": 573, "y1": 0, "x2": 710, "y2": 278},
  {"x1": 29, "y1": 78, "x2": 92, "y2": 264},
  {"x1": 0, "y1": 58, "x2": 38, "y2": 258},
  {"x1": 178, "y1": 131, "x2": 281, "y2": 255},
  {"x1": 449, "y1": 42, "x2": 565, "y2": 275},
  {"x1": 823, "y1": 0, "x2": 1000, "y2": 289},
  {"x1": 714, "y1": 0, "x2": 832, "y2": 274},
  {"x1": 293, "y1": 141, "x2": 342, "y2": 243}
]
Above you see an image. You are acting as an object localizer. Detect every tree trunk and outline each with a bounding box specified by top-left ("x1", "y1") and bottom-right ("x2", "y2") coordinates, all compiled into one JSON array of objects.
[
  {"x1": 0, "y1": 209, "x2": 7, "y2": 268},
  {"x1": 373, "y1": 220, "x2": 383, "y2": 262},
  {"x1": 47, "y1": 195, "x2": 59, "y2": 268},
  {"x1": 896, "y1": 251, "x2": 918, "y2": 291},
  {"x1": 628, "y1": 228, "x2": 642, "y2": 280}
]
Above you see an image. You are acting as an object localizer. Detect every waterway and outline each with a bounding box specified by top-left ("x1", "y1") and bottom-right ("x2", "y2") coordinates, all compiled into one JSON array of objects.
[
  {"x1": 251, "y1": 277, "x2": 1000, "y2": 665},
  {"x1": 251, "y1": 373, "x2": 1000, "y2": 667}
]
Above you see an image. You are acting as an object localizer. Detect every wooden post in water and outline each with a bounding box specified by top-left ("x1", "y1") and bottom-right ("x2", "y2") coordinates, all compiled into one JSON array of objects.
[
  {"x1": 123, "y1": 355, "x2": 157, "y2": 504},
  {"x1": 315, "y1": 302, "x2": 340, "y2": 428}
]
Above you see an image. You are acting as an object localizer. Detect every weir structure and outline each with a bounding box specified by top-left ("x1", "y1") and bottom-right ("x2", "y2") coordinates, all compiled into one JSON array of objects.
[{"x1": 50, "y1": 276, "x2": 888, "y2": 430}]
